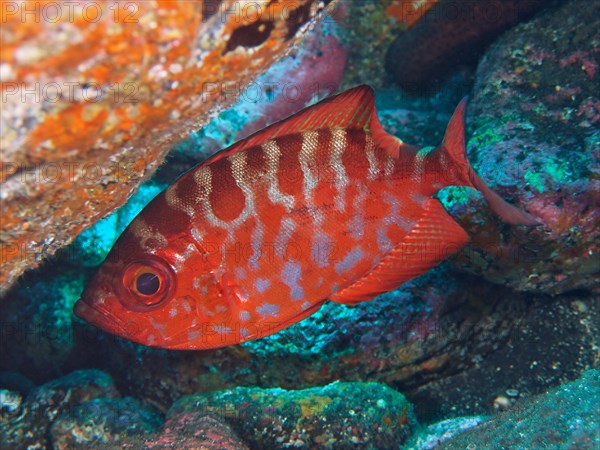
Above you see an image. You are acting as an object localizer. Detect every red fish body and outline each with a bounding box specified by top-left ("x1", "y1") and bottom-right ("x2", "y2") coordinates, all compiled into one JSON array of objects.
[{"x1": 74, "y1": 86, "x2": 538, "y2": 349}]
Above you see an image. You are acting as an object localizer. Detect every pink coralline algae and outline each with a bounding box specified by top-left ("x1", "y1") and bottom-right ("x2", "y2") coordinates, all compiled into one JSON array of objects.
[{"x1": 560, "y1": 50, "x2": 600, "y2": 80}]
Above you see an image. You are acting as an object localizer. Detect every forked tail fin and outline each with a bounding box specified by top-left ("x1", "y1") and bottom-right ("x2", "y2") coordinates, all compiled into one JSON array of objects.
[{"x1": 442, "y1": 98, "x2": 540, "y2": 226}]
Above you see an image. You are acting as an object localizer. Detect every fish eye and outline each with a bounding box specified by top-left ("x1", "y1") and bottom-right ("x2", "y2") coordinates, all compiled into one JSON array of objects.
[
  {"x1": 119, "y1": 259, "x2": 174, "y2": 310},
  {"x1": 136, "y1": 272, "x2": 160, "y2": 296}
]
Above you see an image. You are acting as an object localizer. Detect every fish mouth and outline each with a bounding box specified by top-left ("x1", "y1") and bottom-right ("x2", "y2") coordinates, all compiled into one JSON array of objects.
[
  {"x1": 74, "y1": 296, "x2": 168, "y2": 347},
  {"x1": 74, "y1": 298, "x2": 133, "y2": 338}
]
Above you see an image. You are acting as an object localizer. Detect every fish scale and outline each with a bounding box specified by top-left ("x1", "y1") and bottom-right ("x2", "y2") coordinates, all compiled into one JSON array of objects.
[{"x1": 75, "y1": 85, "x2": 540, "y2": 350}]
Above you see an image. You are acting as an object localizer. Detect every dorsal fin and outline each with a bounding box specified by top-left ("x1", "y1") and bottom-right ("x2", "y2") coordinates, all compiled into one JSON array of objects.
[
  {"x1": 203, "y1": 85, "x2": 377, "y2": 165},
  {"x1": 369, "y1": 106, "x2": 414, "y2": 158}
]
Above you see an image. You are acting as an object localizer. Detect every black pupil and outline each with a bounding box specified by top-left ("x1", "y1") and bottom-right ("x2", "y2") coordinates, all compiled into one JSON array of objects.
[{"x1": 136, "y1": 272, "x2": 159, "y2": 296}]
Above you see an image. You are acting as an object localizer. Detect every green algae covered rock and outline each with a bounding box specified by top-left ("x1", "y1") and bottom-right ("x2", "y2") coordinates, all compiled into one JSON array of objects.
[
  {"x1": 438, "y1": 369, "x2": 600, "y2": 449},
  {"x1": 404, "y1": 416, "x2": 489, "y2": 449},
  {"x1": 0, "y1": 370, "x2": 119, "y2": 449},
  {"x1": 449, "y1": 0, "x2": 600, "y2": 295},
  {"x1": 50, "y1": 397, "x2": 162, "y2": 449},
  {"x1": 169, "y1": 381, "x2": 416, "y2": 449}
]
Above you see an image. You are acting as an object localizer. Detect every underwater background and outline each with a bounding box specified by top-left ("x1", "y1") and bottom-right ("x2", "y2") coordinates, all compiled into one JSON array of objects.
[{"x1": 1, "y1": 0, "x2": 599, "y2": 448}]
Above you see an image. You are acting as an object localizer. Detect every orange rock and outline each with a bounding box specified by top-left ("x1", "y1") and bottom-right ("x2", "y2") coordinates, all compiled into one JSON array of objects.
[
  {"x1": 0, "y1": 0, "x2": 336, "y2": 295},
  {"x1": 386, "y1": 0, "x2": 440, "y2": 28}
]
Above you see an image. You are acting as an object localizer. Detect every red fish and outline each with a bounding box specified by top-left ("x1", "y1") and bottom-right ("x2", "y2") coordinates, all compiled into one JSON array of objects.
[{"x1": 74, "y1": 85, "x2": 538, "y2": 349}]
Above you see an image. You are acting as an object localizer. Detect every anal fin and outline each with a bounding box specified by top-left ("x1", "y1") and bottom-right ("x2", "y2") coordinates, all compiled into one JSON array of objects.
[{"x1": 330, "y1": 199, "x2": 469, "y2": 305}]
